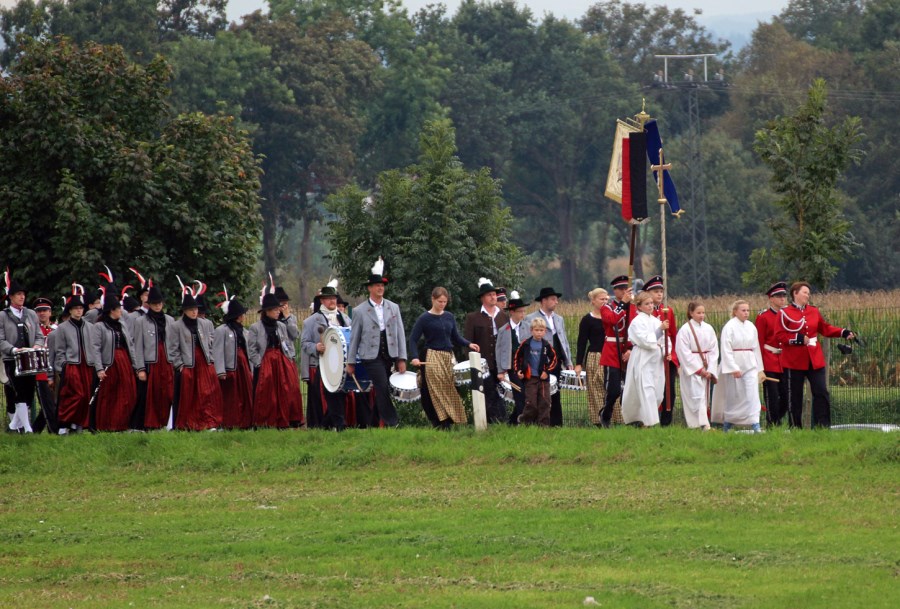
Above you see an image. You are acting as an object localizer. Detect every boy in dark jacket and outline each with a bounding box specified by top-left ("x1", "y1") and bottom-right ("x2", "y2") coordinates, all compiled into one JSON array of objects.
[{"x1": 512, "y1": 317, "x2": 558, "y2": 426}]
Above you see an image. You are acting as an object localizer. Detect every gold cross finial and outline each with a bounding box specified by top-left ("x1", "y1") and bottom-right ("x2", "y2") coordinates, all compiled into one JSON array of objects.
[{"x1": 650, "y1": 148, "x2": 672, "y2": 204}]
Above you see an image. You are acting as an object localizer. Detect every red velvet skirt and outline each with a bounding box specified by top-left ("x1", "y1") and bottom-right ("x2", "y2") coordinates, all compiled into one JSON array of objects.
[
  {"x1": 95, "y1": 348, "x2": 137, "y2": 431},
  {"x1": 220, "y1": 348, "x2": 253, "y2": 429},
  {"x1": 176, "y1": 345, "x2": 224, "y2": 431},
  {"x1": 145, "y1": 343, "x2": 175, "y2": 429},
  {"x1": 253, "y1": 349, "x2": 302, "y2": 428},
  {"x1": 57, "y1": 356, "x2": 95, "y2": 428},
  {"x1": 345, "y1": 391, "x2": 359, "y2": 427}
]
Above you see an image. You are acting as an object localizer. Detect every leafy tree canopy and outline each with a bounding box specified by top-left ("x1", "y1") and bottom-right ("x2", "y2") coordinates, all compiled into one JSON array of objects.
[{"x1": 0, "y1": 37, "x2": 262, "y2": 305}]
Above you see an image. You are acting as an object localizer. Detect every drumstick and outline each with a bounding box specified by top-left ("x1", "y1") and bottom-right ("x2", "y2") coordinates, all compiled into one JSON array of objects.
[
  {"x1": 351, "y1": 373, "x2": 364, "y2": 392},
  {"x1": 764, "y1": 376, "x2": 780, "y2": 383},
  {"x1": 508, "y1": 381, "x2": 522, "y2": 392}
]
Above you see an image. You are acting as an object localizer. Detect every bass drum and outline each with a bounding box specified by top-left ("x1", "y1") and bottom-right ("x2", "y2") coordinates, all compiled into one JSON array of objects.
[{"x1": 320, "y1": 327, "x2": 372, "y2": 393}]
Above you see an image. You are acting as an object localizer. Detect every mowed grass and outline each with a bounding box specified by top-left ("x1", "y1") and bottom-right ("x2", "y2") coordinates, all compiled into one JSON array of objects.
[{"x1": 1, "y1": 428, "x2": 897, "y2": 609}]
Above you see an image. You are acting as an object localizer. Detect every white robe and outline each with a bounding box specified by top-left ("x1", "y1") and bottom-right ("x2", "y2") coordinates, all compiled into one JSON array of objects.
[
  {"x1": 621, "y1": 311, "x2": 664, "y2": 426},
  {"x1": 675, "y1": 320, "x2": 719, "y2": 429},
  {"x1": 711, "y1": 317, "x2": 765, "y2": 426}
]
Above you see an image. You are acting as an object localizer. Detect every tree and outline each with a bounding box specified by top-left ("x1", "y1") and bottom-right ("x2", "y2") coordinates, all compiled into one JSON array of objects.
[
  {"x1": 0, "y1": 37, "x2": 262, "y2": 302},
  {"x1": 324, "y1": 119, "x2": 523, "y2": 325},
  {"x1": 235, "y1": 11, "x2": 380, "y2": 302},
  {"x1": 745, "y1": 79, "x2": 863, "y2": 289}
]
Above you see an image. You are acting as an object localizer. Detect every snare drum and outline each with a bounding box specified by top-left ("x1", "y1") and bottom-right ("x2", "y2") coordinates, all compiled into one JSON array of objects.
[
  {"x1": 14, "y1": 347, "x2": 52, "y2": 377},
  {"x1": 320, "y1": 327, "x2": 372, "y2": 393},
  {"x1": 497, "y1": 379, "x2": 515, "y2": 403},
  {"x1": 453, "y1": 358, "x2": 489, "y2": 386},
  {"x1": 559, "y1": 369, "x2": 587, "y2": 391},
  {"x1": 549, "y1": 374, "x2": 559, "y2": 395},
  {"x1": 389, "y1": 371, "x2": 420, "y2": 403}
]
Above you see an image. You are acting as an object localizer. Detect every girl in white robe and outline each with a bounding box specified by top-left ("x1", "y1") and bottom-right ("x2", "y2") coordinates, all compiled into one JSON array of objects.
[
  {"x1": 711, "y1": 300, "x2": 765, "y2": 431},
  {"x1": 621, "y1": 292, "x2": 666, "y2": 427},
  {"x1": 675, "y1": 301, "x2": 718, "y2": 430}
]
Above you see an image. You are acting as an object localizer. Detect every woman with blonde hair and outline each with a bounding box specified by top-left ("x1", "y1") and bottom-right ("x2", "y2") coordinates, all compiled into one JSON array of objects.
[
  {"x1": 711, "y1": 300, "x2": 765, "y2": 432},
  {"x1": 575, "y1": 287, "x2": 609, "y2": 426},
  {"x1": 621, "y1": 291, "x2": 666, "y2": 427}
]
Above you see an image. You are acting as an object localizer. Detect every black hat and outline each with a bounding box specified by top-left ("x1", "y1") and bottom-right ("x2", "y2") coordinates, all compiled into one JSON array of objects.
[
  {"x1": 63, "y1": 294, "x2": 85, "y2": 313},
  {"x1": 122, "y1": 295, "x2": 140, "y2": 312},
  {"x1": 101, "y1": 286, "x2": 122, "y2": 314},
  {"x1": 147, "y1": 286, "x2": 164, "y2": 304},
  {"x1": 496, "y1": 287, "x2": 507, "y2": 299},
  {"x1": 766, "y1": 281, "x2": 788, "y2": 297},
  {"x1": 610, "y1": 275, "x2": 629, "y2": 289},
  {"x1": 260, "y1": 293, "x2": 281, "y2": 311},
  {"x1": 222, "y1": 298, "x2": 247, "y2": 321},
  {"x1": 534, "y1": 287, "x2": 562, "y2": 302},
  {"x1": 644, "y1": 275, "x2": 664, "y2": 290},
  {"x1": 364, "y1": 256, "x2": 389, "y2": 286},
  {"x1": 181, "y1": 293, "x2": 198, "y2": 309},
  {"x1": 477, "y1": 277, "x2": 497, "y2": 298},
  {"x1": 337, "y1": 293, "x2": 349, "y2": 307},
  {"x1": 4, "y1": 269, "x2": 25, "y2": 298},
  {"x1": 320, "y1": 279, "x2": 339, "y2": 298},
  {"x1": 274, "y1": 286, "x2": 290, "y2": 302},
  {"x1": 33, "y1": 297, "x2": 52, "y2": 311},
  {"x1": 196, "y1": 293, "x2": 208, "y2": 314},
  {"x1": 506, "y1": 290, "x2": 527, "y2": 310}
]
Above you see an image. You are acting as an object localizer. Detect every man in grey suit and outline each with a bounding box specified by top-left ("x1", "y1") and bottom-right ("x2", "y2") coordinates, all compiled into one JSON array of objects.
[
  {"x1": 1, "y1": 273, "x2": 42, "y2": 433},
  {"x1": 521, "y1": 287, "x2": 573, "y2": 426},
  {"x1": 346, "y1": 258, "x2": 406, "y2": 427}
]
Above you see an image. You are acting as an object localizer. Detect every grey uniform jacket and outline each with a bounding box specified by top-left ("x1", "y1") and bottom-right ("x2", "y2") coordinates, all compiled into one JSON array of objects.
[
  {"x1": 84, "y1": 308, "x2": 100, "y2": 324},
  {"x1": 132, "y1": 313, "x2": 177, "y2": 369},
  {"x1": 213, "y1": 323, "x2": 249, "y2": 376},
  {"x1": 300, "y1": 310, "x2": 351, "y2": 379},
  {"x1": 0, "y1": 307, "x2": 43, "y2": 359},
  {"x1": 496, "y1": 320, "x2": 526, "y2": 373},
  {"x1": 521, "y1": 311, "x2": 572, "y2": 368},
  {"x1": 168, "y1": 318, "x2": 215, "y2": 370},
  {"x1": 92, "y1": 320, "x2": 140, "y2": 372},
  {"x1": 247, "y1": 320, "x2": 294, "y2": 370},
  {"x1": 280, "y1": 314, "x2": 300, "y2": 341},
  {"x1": 52, "y1": 320, "x2": 100, "y2": 373},
  {"x1": 348, "y1": 299, "x2": 406, "y2": 362}
]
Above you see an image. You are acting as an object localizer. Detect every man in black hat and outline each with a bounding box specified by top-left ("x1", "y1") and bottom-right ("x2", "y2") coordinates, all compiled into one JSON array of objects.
[
  {"x1": 496, "y1": 291, "x2": 528, "y2": 424},
  {"x1": 755, "y1": 281, "x2": 789, "y2": 426},
  {"x1": 464, "y1": 278, "x2": 509, "y2": 424},
  {"x1": 599, "y1": 275, "x2": 634, "y2": 428},
  {"x1": 302, "y1": 281, "x2": 352, "y2": 430},
  {"x1": 521, "y1": 287, "x2": 572, "y2": 426},
  {"x1": 131, "y1": 286, "x2": 175, "y2": 430},
  {"x1": 496, "y1": 287, "x2": 508, "y2": 312},
  {"x1": 1, "y1": 272, "x2": 41, "y2": 433},
  {"x1": 347, "y1": 257, "x2": 406, "y2": 427}
]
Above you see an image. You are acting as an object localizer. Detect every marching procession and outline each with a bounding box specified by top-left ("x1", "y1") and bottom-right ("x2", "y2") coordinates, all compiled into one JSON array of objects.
[{"x1": 1, "y1": 258, "x2": 857, "y2": 435}]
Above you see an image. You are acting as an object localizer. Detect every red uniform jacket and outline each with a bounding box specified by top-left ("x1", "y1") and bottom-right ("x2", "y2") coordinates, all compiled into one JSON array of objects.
[
  {"x1": 755, "y1": 307, "x2": 783, "y2": 373},
  {"x1": 775, "y1": 304, "x2": 845, "y2": 371},
  {"x1": 599, "y1": 300, "x2": 635, "y2": 368},
  {"x1": 653, "y1": 304, "x2": 679, "y2": 368}
]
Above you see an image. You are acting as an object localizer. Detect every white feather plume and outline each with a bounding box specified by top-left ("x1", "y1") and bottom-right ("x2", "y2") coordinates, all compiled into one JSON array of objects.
[
  {"x1": 510, "y1": 290, "x2": 520, "y2": 300},
  {"x1": 371, "y1": 257, "x2": 384, "y2": 276},
  {"x1": 477, "y1": 277, "x2": 491, "y2": 288},
  {"x1": 327, "y1": 278, "x2": 339, "y2": 289}
]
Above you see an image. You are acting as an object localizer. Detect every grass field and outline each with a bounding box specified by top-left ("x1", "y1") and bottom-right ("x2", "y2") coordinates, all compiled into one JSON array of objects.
[{"x1": 1, "y1": 428, "x2": 897, "y2": 609}]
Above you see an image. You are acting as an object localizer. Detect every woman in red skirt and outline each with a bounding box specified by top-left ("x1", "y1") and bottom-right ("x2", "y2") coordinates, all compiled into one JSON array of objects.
[
  {"x1": 213, "y1": 291, "x2": 253, "y2": 429},
  {"x1": 248, "y1": 291, "x2": 302, "y2": 428},
  {"x1": 52, "y1": 288, "x2": 99, "y2": 434},
  {"x1": 131, "y1": 286, "x2": 176, "y2": 430},
  {"x1": 169, "y1": 283, "x2": 223, "y2": 431},
  {"x1": 93, "y1": 286, "x2": 140, "y2": 431}
]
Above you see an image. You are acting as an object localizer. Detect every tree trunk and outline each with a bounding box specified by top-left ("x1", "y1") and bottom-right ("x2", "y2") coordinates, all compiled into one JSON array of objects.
[
  {"x1": 558, "y1": 197, "x2": 576, "y2": 296},
  {"x1": 595, "y1": 221, "x2": 611, "y2": 283},
  {"x1": 297, "y1": 214, "x2": 314, "y2": 307},
  {"x1": 261, "y1": 193, "x2": 278, "y2": 280}
]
